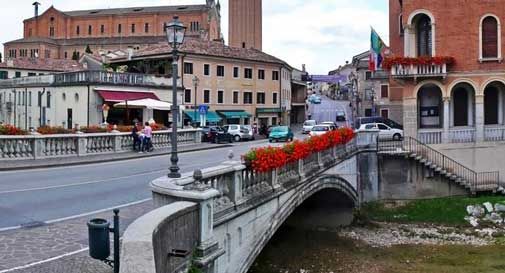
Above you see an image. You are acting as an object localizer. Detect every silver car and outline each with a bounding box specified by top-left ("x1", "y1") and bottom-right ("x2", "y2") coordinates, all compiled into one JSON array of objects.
[{"x1": 223, "y1": 125, "x2": 254, "y2": 142}]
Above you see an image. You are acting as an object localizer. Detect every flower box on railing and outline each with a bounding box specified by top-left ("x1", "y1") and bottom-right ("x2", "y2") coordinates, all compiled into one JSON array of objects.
[{"x1": 384, "y1": 56, "x2": 454, "y2": 79}]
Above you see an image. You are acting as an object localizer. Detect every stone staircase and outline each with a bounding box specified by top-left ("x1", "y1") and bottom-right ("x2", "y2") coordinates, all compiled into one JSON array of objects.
[{"x1": 378, "y1": 136, "x2": 500, "y2": 194}]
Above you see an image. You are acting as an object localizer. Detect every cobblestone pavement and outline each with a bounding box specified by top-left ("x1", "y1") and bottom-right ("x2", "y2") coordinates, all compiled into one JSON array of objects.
[{"x1": 0, "y1": 200, "x2": 153, "y2": 272}]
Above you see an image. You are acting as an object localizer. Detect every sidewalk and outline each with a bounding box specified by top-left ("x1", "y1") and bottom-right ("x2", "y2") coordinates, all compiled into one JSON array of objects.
[
  {"x1": 0, "y1": 200, "x2": 153, "y2": 273},
  {"x1": 0, "y1": 142, "x2": 232, "y2": 171}
]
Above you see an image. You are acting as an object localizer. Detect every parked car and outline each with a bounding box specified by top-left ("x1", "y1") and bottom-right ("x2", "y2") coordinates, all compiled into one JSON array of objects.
[
  {"x1": 269, "y1": 126, "x2": 294, "y2": 143},
  {"x1": 354, "y1": 116, "x2": 403, "y2": 130},
  {"x1": 302, "y1": 120, "x2": 317, "y2": 134},
  {"x1": 357, "y1": 123, "x2": 403, "y2": 141},
  {"x1": 321, "y1": 121, "x2": 338, "y2": 129},
  {"x1": 241, "y1": 125, "x2": 255, "y2": 140},
  {"x1": 223, "y1": 125, "x2": 253, "y2": 142},
  {"x1": 336, "y1": 111, "x2": 346, "y2": 122},
  {"x1": 202, "y1": 126, "x2": 234, "y2": 143},
  {"x1": 309, "y1": 124, "x2": 333, "y2": 137}
]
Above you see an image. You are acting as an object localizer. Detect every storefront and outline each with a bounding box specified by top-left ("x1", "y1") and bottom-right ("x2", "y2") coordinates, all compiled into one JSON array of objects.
[
  {"x1": 184, "y1": 110, "x2": 222, "y2": 126},
  {"x1": 256, "y1": 108, "x2": 282, "y2": 126},
  {"x1": 96, "y1": 89, "x2": 160, "y2": 125},
  {"x1": 217, "y1": 110, "x2": 253, "y2": 125}
]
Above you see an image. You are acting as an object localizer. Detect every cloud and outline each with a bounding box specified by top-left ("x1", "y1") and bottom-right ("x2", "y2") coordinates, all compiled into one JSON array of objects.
[{"x1": 0, "y1": 0, "x2": 388, "y2": 74}]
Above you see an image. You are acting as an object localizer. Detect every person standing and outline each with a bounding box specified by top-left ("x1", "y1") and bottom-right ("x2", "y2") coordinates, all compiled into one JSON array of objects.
[
  {"x1": 131, "y1": 122, "x2": 141, "y2": 151},
  {"x1": 142, "y1": 122, "x2": 153, "y2": 152}
]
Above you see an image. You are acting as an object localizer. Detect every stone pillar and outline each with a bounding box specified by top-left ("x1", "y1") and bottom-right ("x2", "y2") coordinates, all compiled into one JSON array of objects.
[
  {"x1": 195, "y1": 129, "x2": 202, "y2": 144},
  {"x1": 112, "y1": 133, "x2": 122, "y2": 152},
  {"x1": 475, "y1": 95, "x2": 485, "y2": 142},
  {"x1": 442, "y1": 97, "x2": 450, "y2": 143},
  {"x1": 403, "y1": 98, "x2": 418, "y2": 138},
  {"x1": 76, "y1": 135, "x2": 87, "y2": 156},
  {"x1": 32, "y1": 136, "x2": 43, "y2": 159}
]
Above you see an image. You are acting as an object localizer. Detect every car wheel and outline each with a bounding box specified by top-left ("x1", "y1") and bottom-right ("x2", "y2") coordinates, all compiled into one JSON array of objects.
[
  {"x1": 229, "y1": 138, "x2": 233, "y2": 143},
  {"x1": 289, "y1": 137, "x2": 293, "y2": 142},
  {"x1": 393, "y1": 134, "x2": 402, "y2": 141},
  {"x1": 234, "y1": 135, "x2": 241, "y2": 142}
]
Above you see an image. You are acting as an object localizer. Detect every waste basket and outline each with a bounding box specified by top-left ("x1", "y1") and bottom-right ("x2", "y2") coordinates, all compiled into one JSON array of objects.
[{"x1": 87, "y1": 218, "x2": 110, "y2": 260}]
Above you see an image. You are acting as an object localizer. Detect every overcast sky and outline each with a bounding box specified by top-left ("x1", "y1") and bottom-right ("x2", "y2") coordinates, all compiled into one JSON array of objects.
[{"x1": 0, "y1": 0, "x2": 388, "y2": 74}]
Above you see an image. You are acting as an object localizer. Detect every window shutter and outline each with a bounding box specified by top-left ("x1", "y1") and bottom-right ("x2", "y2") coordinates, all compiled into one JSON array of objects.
[
  {"x1": 483, "y1": 17, "x2": 498, "y2": 58},
  {"x1": 381, "y1": 85, "x2": 389, "y2": 98}
]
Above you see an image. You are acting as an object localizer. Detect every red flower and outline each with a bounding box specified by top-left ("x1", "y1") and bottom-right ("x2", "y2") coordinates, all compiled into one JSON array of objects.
[{"x1": 383, "y1": 56, "x2": 455, "y2": 69}]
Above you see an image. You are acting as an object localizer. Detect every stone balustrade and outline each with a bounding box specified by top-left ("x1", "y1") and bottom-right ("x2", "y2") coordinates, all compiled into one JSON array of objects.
[{"x1": 0, "y1": 129, "x2": 201, "y2": 160}]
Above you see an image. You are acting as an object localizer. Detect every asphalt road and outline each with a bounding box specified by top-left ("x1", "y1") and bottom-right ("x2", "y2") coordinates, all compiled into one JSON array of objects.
[
  {"x1": 308, "y1": 96, "x2": 353, "y2": 127},
  {"x1": 0, "y1": 135, "x2": 304, "y2": 229}
]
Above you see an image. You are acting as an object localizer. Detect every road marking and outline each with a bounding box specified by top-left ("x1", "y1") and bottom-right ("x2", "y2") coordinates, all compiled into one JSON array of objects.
[
  {"x1": 0, "y1": 248, "x2": 89, "y2": 273},
  {"x1": 0, "y1": 198, "x2": 152, "y2": 233}
]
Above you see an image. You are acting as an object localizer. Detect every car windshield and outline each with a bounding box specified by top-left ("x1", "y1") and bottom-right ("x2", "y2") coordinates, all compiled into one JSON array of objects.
[
  {"x1": 312, "y1": 126, "x2": 329, "y2": 132},
  {"x1": 304, "y1": 121, "x2": 316, "y2": 126},
  {"x1": 271, "y1": 126, "x2": 288, "y2": 133}
]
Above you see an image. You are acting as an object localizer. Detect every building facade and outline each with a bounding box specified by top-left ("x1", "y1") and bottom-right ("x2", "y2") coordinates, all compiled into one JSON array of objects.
[
  {"x1": 4, "y1": 1, "x2": 222, "y2": 60},
  {"x1": 0, "y1": 58, "x2": 84, "y2": 79},
  {"x1": 229, "y1": 0, "x2": 262, "y2": 50},
  {"x1": 389, "y1": 0, "x2": 505, "y2": 144},
  {"x1": 0, "y1": 71, "x2": 176, "y2": 129},
  {"x1": 291, "y1": 68, "x2": 308, "y2": 124},
  {"x1": 110, "y1": 38, "x2": 292, "y2": 127}
]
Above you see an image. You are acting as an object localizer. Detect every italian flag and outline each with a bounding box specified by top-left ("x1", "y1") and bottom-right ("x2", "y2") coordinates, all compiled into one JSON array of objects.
[{"x1": 369, "y1": 27, "x2": 387, "y2": 72}]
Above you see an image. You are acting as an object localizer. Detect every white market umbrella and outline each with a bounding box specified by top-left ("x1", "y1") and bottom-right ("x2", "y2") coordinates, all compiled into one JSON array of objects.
[{"x1": 114, "y1": 98, "x2": 173, "y2": 111}]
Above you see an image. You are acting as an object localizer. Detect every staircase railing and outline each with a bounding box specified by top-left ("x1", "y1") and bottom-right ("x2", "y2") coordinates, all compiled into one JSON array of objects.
[{"x1": 378, "y1": 137, "x2": 500, "y2": 192}]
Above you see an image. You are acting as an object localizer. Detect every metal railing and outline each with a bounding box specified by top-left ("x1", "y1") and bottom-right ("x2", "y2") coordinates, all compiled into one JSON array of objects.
[
  {"x1": 390, "y1": 63, "x2": 447, "y2": 78},
  {"x1": 378, "y1": 136, "x2": 500, "y2": 192},
  {"x1": 53, "y1": 71, "x2": 171, "y2": 87}
]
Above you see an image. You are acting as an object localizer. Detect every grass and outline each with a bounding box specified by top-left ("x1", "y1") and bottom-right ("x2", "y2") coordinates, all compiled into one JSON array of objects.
[{"x1": 360, "y1": 195, "x2": 505, "y2": 225}]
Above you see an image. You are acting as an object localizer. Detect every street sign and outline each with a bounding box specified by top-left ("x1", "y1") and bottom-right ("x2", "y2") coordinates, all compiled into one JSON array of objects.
[{"x1": 198, "y1": 105, "x2": 208, "y2": 115}]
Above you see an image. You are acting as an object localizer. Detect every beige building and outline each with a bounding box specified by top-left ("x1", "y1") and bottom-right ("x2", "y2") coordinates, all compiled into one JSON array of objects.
[{"x1": 110, "y1": 38, "x2": 292, "y2": 126}]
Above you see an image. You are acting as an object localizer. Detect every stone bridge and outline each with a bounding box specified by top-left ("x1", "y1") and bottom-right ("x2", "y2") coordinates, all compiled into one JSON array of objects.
[{"x1": 119, "y1": 131, "x2": 379, "y2": 273}]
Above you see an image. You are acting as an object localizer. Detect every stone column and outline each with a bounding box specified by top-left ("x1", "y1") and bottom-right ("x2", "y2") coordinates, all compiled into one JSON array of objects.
[
  {"x1": 442, "y1": 97, "x2": 450, "y2": 143},
  {"x1": 475, "y1": 95, "x2": 485, "y2": 142},
  {"x1": 403, "y1": 98, "x2": 418, "y2": 138}
]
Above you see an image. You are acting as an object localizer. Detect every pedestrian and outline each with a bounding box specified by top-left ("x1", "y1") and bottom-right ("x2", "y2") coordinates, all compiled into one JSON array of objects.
[
  {"x1": 131, "y1": 122, "x2": 141, "y2": 151},
  {"x1": 142, "y1": 122, "x2": 153, "y2": 152}
]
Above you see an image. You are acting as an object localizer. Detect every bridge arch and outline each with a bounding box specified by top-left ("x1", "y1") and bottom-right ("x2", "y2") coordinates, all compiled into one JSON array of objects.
[{"x1": 237, "y1": 175, "x2": 358, "y2": 273}]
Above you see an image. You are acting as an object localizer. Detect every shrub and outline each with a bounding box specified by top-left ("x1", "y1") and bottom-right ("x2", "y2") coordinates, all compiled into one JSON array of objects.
[
  {"x1": 0, "y1": 124, "x2": 27, "y2": 135},
  {"x1": 80, "y1": 125, "x2": 108, "y2": 133},
  {"x1": 37, "y1": 126, "x2": 73, "y2": 135}
]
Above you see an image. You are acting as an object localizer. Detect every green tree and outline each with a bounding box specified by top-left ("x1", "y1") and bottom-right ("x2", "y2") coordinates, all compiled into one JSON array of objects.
[{"x1": 85, "y1": 45, "x2": 93, "y2": 54}]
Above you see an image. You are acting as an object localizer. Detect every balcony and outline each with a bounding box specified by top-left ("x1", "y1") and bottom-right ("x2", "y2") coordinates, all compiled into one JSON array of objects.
[
  {"x1": 53, "y1": 71, "x2": 172, "y2": 87},
  {"x1": 385, "y1": 56, "x2": 454, "y2": 80}
]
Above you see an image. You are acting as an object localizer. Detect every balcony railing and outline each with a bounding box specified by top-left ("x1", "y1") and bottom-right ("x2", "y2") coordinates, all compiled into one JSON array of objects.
[
  {"x1": 53, "y1": 71, "x2": 172, "y2": 87},
  {"x1": 390, "y1": 63, "x2": 447, "y2": 78}
]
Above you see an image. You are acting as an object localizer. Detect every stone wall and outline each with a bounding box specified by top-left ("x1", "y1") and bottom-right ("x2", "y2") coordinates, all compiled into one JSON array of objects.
[{"x1": 378, "y1": 155, "x2": 468, "y2": 199}]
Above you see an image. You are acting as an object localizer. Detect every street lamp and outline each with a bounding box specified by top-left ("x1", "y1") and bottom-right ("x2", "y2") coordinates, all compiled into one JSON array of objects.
[
  {"x1": 192, "y1": 75, "x2": 200, "y2": 127},
  {"x1": 165, "y1": 16, "x2": 186, "y2": 179}
]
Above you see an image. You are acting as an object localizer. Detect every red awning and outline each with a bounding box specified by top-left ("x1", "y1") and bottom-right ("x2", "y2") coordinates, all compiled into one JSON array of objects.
[{"x1": 96, "y1": 90, "x2": 159, "y2": 102}]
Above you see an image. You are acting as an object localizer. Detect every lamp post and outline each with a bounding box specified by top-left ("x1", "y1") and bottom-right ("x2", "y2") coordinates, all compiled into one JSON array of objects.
[
  {"x1": 165, "y1": 16, "x2": 186, "y2": 179},
  {"x1": 192, "y1": 75, "x2": 200, "y2": 127}
]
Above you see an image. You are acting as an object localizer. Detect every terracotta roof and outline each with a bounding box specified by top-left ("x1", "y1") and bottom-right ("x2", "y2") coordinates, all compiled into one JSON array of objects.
[
  {"x1": 62, "y1": 5, "x2": 208, "y2": 17},
  {"x1": 4, "y1": 36, "x2": 167, "y2": 46},
  {"x1": 0, "y1": 58, "x2": 84, "y2": 72},
  {"x1": 128, "y1": 38, "x2": 289, "y2": 67},
  {"x1": 4, "y1": 37, "x2": 59, "y2": 45}
]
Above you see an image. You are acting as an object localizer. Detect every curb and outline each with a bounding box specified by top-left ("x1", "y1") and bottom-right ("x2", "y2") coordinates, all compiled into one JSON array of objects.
[{"x1": 0, "y1": 144, "x2": 234, "y2": 172}]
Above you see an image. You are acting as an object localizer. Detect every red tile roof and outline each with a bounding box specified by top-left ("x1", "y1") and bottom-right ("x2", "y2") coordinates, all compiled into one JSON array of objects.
[
  {"x1": 0, "y1": 58, "x2": 84, "y2": 72},
  {"x1": 127, "y1": 38, "x2": 290, "y2": 67}
]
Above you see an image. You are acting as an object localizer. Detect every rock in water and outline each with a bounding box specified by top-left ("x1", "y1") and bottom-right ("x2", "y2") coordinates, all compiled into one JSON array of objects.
[
  {"x1": 465, "y1": 216, "x2": 479, "y2": 227},
  {"x1": 489, "y1": 213, "x2": 503, "y2": 225},
  {"x1": 495, "y1": 203, "x2": 505, "y2": 212},
  {"x1": 470, "y1": 205, "x2": 486, "y2": 218},
  {"x1": 467, "y1": 205, "x2": 475, "y2": 215},
  {"x1": 484, "y1": 202, "x2": 494, "y2": 213}
]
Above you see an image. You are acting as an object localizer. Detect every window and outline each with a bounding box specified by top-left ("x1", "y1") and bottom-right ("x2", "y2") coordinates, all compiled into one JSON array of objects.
[
  {"x1": 190, "y1": 21, "x2": 200, "y2": 32},
  {"x1": 184, "y1": 63, "x2": 193, "y2": 74},
  {"x1": 416, "y1": 14, "x2": 432, "y2": 56},
  {"x1": 217, "y1": 90, "x2": 224, "y2": 104},
  {"x1": 273, "y1": 92, "x2": 278, "y2": 104},
  {"x1": 378, "y1": 124, "x2": 389, "y2": 130},
  {"x1": 37, "y1": 92, "x2": 41, "y2": 107},
  {"x1": 131, "y1": 24, "x2": 135, "y2": 33},
  {"x1": 244, "y1": 68, "x2": 253, "y2": 79},
  {"x1": 243, "y1": 92, "x2": 253, "y2": 104},
  {"x1": 46, "y1": 92, "x2": 51, "y2": 108},
  {"x1": 381, "y1": 109, "x2": 389, "y2": 119},
  {"x1": 242, "y1": 42, "x2": 246, "y2": 48},
  {"x1": 28, "y1": 92, "x2": 32, "y2": 106},
  {"x1": 203, "y1": 64, "x2": 210, "y2": 76},
  {"x1": 28, "y1": 72, "x2": 36, "y2": 76},
  {"x1": 76, "y1": 26, "x2": 80, "y2": 35},
  {"x1": 257, "y1": 92, "x2": 265, "y2": 104},
  {"x1": 233, "y1": 91, "x2": 239, "y2": 104},
  {"x1": 118, "y1": 24, "x2": 122, "y2": 34},
  {"x1": 381, "y1": 85, "x2": 389, "y2": 98},
  {"x1": 145, "y1": 23, "x2": 149, "y2": 33},
  {"x1": 163, "y1": 22, "x2": 167, "y2": 32},
  {"x1": 101, "y1": 25, "x2": 105, "y2": 34},
  {"x1": 45, "y1": 50, "x2": 50, "y2": 58},
  {"x1": 0, "y1": 71, "x2": 7, "y2": 79},
  {"x1": 15, "y1": 71, "x2": 21, "y2": 78},
  {"x1": 233, "y1": 67, "x2": 239, "y2": 78},
  {"x1": 399, "y1": 14, "x2": 404, "y2": 35},
  {"x1": 272, "y1": 71, "x2": 279, "y2": 81},
  {"x1": 258, "y1": 69, "x2": 265, "y2": 80},
  {"x1": 88, "y1": 25, "x2": 92, "y2": 35},
  {"x1": 365, "y1": 71, "x2": 372, "y2": 80},
  {"x1": 184, "y1": 89, "x2": 191, "y2": 103},
  {"x1": 482, "y1": 16, "x2": 499, "y2": 59},
  {"x1": 49, "y1": 27, "x2": 54, "y2": 37},
  {"x1": 64, "y1": 52, "x2": 68, "y2": 59},
  {"x1": 203, "y1": 89, "x2": 210, "y2": 103},
  {"x1": 217, "y1": 65, "x2": 225, "y2": 77},
  {"x1": 29, "y1": 28, "x2": 32, "y2": 37}
]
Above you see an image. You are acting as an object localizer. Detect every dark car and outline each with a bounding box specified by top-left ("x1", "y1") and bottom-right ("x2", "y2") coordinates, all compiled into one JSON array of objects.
[
  {"x1": 202, "y1": 126, "x2": 233, "y2": 143},
  {"x1": 354, "y1": 116, "x2": 403, "y2": 130},
  {"x1": 336, "y1": 111, "x2": 346, "y2": 122}
]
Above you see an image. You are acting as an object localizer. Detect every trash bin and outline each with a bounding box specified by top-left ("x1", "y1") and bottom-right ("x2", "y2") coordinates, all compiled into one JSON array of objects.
[{"x1": 87, "y1": 218, "x2": 110, "y2": 260}]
